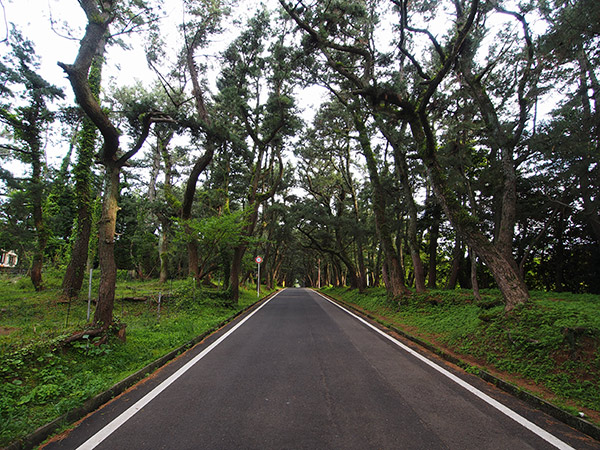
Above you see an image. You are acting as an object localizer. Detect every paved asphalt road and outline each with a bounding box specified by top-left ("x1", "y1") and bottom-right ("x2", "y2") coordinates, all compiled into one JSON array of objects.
[{"x1": 44, "y1": 288, "x2": 598, "y2": 450}]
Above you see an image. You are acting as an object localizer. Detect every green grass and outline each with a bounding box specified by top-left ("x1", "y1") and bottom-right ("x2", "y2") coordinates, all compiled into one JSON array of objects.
[
  {"x1": 0, "y1": 272, "x2": 273, "y2": 447},
  {"x1": 322, "y1": 286, "x2": 600, "y2": 422}
]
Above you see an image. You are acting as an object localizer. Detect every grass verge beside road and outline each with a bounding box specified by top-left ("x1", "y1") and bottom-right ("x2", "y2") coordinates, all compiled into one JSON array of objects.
[
  {"x1": 321, "y1": 286, "x2": 600, "y2": 427},
  {"x1": 0, "y1": 271, "x2": 274, "y2": 448}
]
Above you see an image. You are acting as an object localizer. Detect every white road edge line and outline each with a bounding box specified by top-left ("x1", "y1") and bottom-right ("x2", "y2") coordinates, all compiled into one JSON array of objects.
[
  {"x1": 76, "y1": 289, "x2": 284, "y2": 450},
  {"x1": 315, "y1": 290, "x2": 575, "y2": 450}
]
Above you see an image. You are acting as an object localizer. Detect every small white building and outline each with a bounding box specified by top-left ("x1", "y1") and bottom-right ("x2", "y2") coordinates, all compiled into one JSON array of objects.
[{"x1": 0, "y1": 250, "x2": 18, "y2": 268}]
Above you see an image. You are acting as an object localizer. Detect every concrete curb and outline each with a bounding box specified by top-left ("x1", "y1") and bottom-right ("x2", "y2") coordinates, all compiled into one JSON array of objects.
[
  {"x1": 319, "y1": 290, "x2": 600, "y2": 443},
  {"x1": 4, "y1": 291, "x2": 278, "y2": 450}
]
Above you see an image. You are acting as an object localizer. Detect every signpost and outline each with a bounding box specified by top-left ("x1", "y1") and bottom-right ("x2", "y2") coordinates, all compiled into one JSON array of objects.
[{"x1": 255, "y1": 256, "x2": 263, "y2": 297}]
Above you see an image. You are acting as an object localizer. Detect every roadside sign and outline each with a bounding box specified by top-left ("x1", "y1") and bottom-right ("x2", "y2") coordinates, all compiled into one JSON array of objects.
[{"x1": 255, "y1": 256, "x2": 262, "y2": 297}]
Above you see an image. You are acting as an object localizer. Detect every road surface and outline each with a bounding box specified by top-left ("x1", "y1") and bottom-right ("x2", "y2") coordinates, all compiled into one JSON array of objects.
[{"x1": 44, "y1": 288, "x2": 598, "y2": 449}]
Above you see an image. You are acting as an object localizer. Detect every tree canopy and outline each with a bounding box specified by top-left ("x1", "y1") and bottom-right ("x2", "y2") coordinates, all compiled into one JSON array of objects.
[{"x1": 0, "y1": 0, "x2": 598, "y2": 329}]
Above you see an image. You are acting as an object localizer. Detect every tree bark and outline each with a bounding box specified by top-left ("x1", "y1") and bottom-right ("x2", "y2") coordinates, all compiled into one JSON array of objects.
[
  {"x1": 577, "y1": 53, "x2": 600, "y2": 246},
  {"x1": 94, "y1": 164, "x2": 119, "y2": 327},
  {"x1": 379, "y1": 121, "x2": 427, "y2": 292},
  {"x1": 355, "y1": 243, "x2": 368, "y2": 292},
  {"x1": 426, "y1": 152, "x2": 529, "y2": 310},
  {"x1": 158, "y1": 222, "x2": 169, "y2": 284},
  {"x1": 349, "y1": 181, "x2": 368, "y2": 292},
  {"x1": 59, "y1": 1, "x2": 117, "y2": 328},
  {"x1": 427, "y1": 210, "x2": 440, "y2": 289},
  {"x1": 407, "y1": 107, "x2": 529, "y2": 311},
  {"x1": 30, "y1": 155, "x2": 46, "y2": 291},
  {"x1": 60, "y1": 1, "x2": 173, "y2": 328},
  {"x1": 450, "y1": 6, "x2": 533, "y2": 307},
  {"x1": 456, "y1": 6, "x2": 535, "y2": 262},
  {"x1": 354, "y1": 111, "x2": 410, "y2": 298},
  {"x1": 158, "y1": 134, "x2": 175, "y2": 284},
  {"x1": 339, "y1": 145, "x2": 368, "y2": 292},
  {"x1": 181, "y1": 147, "x2": 214, "y2": 282},
  {"x1": 228, "y1": 144, "x2": 284, "y2": 304},
  {"x1": 62, "y1": 51, "x2": 103, "y2": 300},
  {"x1": 61, "y1": 198, "x2": 93, "y2": 298},
  {"x1": 553, "y1": 211, "x2": 567, "y2": 292},
  {"x1": 229, "y1": 245, "x2": 245, "y2": 303},
  {"x1": 469, "y1": 248, "x2": 482, "y2": 302},
  {"x1": 447, "y1": 235, "x2": 462, "y2": 290},
  {"x1": 180, "y1": 32, "x2": 216, "y2": 281}
]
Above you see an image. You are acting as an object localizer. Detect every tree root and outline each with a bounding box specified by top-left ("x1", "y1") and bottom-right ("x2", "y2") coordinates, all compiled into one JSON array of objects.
[
  {"x1": 62, "y1": 322, "x2": 127, "y2": 346},
  {"x1": 62, "y1": 327, "x2": 105, "y2": 345}
]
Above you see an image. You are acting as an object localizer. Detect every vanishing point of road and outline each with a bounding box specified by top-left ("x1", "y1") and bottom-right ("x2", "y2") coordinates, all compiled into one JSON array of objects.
[{"x1": 44, "y1": 288, "x2": 598, "y2": 449}]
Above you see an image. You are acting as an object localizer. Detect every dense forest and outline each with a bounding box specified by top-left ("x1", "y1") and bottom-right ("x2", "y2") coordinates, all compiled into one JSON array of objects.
[{"x1": 0, "y1": 0, "x2": 598, "y2": 331}]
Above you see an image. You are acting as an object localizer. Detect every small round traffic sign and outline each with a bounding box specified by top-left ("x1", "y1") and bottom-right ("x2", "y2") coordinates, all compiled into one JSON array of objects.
[{"x1": 255, "y1": 256, "x2": 263, "y2": 264}]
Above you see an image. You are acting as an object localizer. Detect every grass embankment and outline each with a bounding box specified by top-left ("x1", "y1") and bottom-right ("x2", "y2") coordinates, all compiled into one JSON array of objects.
[
  {"x1": 322, "y1": 286, "x2": 600, "y2": 425},
  {"x1": 0, "y1": 271, "x2": 273, "y2": 447}
]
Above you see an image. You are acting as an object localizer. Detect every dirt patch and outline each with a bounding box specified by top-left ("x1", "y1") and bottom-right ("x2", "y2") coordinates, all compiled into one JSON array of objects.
[{"x1": 0, "y1": 326, "x2": 18, "y2": 336}]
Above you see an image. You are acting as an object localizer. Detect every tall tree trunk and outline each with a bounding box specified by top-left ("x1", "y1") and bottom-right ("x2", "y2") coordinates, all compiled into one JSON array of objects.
[
  {"x1": 229, "y1": 204, "x2": 259, "y2": 304},
  {"x1": 426, "y1": 158, "x2": 529, "y2": 310},
  {"x1": 374, "y1": 246, "x2": 382, "y2": 288},
  {"x1": 62, "y1": 53, "x2": 103, "y2": 300},
  {"x1": 147, "y1": 143, "x2": 161, "y2": 203},
  {"x1": 354, "y1": 112, "x2": 410, "y2": 298},
  {"x1": 30, "y1": 156, "x2": 46, "y2": 291},
  {"x1": 356, "y1": 243, "x2": 368, "y2": 292},
  {"x1": 553, "y1": 211, "x2": 566, "y2": 292},
  {"x1": 427, "y1": 212, "x2": 440, "y2": 289},
  {"x1": 180, "y1": 37, "x2": 216, "y2": 282},
  {"x1": 228, "y1": 245, "x2": 245, "y2": 305},
  {"x1": 181, "y1": 147, "x2": 215, "y2": 283},
  {"x1": 317, "y1": 258, "x2": 321, "y2": 288},
  {"x1": 62, "y1": 200, "x2": 93, "y2": 298},
  {"x1": 59, "y1": 1, "x2": 118, "y2": 329},
  {"x1": 341, "y1": 145, "x2": 368, "y2": 292},
  {"x1": 577, "y1": 52, "x2": 600, "y2": 246},
  {"x1": 451, "y1": 14, "x2": 532, "y2": 309},
  {"x1": 349, "y1": 187, "x2": 367, "y2": 292},
  {"x1": 158, "y1": 135, "x2": 175, "y2": 285},
  {"x1": 62, "y1": 54, "x2": 170, "y2": 331},
  {"x1": 407, "y1": 213, "x2": 426, "y2": 293},
  {"x1": 339, "y1": 252, "x2": 359, "y2": 289},
  {"x1": 158, "y1": 222, "x2": 169, "y2": 284},
  {"x1": 469, "y1": 248, "x2": 482, "y2": 302},
  {"x1": 94, "y1": 165, "x2": 119, "y2": 327},
  {"x1": 409, "y1": 111, "x2": 529, "y2": 311},
  {"x1": 333, "y1": 260, "x2": 343, "y2": 287},
  {"x1": 380, "y1": 122, "x2": 427, "y2": 292},
  {"x1": 447, "y1": 235, "x2": 462, "y2": 290}
]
